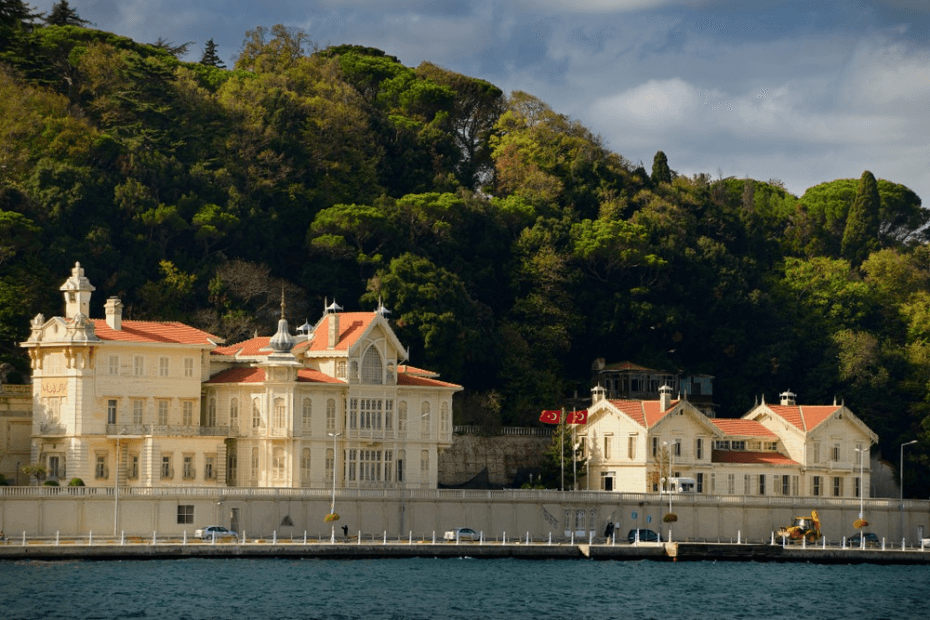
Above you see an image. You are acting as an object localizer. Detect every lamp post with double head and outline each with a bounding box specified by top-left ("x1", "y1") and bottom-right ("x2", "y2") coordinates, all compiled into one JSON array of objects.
[{"x1": 900, "y1": 439, "x2": 918, "y2": 540}]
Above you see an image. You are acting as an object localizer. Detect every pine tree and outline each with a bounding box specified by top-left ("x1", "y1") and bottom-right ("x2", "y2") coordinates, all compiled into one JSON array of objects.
[
  {"x1": 199, "y1": 38, "x2": 225, "y2": 68},
  {"x1": 841, "y1": 170, "x2": 881, "y2": 266},
  {"x1": 651, "y1": 150, "x2": 672, "y2": 185},
  {"x1": 0, "y1": 0, "x2": 41, "y2": 48},
  {"x1": 43, "y1": 0, "x2": 89, "y2": 27}
]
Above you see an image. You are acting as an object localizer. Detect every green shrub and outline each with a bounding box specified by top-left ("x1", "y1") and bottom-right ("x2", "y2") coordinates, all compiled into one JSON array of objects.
[
  {"x1": 43, "y1": 480, "x2": 60, "y2": 486},
  {"x1": 68, "y1": 478, "x2": 85, "y2": 487}
]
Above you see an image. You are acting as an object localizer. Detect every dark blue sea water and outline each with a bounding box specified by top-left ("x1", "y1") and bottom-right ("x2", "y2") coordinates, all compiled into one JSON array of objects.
[{"x1": 0, "y1": 558, "x2": 925, "y2": 620}]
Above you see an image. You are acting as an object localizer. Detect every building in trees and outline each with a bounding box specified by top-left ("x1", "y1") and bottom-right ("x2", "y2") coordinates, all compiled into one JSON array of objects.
[
  {"x1": 591, "y1": 359, "x2": 715, "y2": 417},
  {"x1": 21, "y1": 263, "x2": 461, "y2": 489},
  {"x1": 579, "y1": 385, "x2": 878, "y2": 499}
]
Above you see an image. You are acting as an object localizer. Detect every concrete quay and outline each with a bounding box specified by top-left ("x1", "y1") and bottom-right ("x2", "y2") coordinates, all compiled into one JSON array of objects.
[{"x1": 2, "y1": 540, "x2": 929, "y2": 563}]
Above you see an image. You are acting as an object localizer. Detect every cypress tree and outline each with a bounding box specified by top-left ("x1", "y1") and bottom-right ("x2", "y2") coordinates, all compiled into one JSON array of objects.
[
  {"x1": 651, "y1": 150, "x2": 671, "y2": 185},
  {"x1": 841, "y1": 170, "x2": 881, "y2": 266}
]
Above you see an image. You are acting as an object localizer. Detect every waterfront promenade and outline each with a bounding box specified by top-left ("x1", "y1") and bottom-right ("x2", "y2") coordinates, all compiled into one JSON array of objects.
[{"x1": 3, "y1": 536, "x2": 930, "y2": 564}]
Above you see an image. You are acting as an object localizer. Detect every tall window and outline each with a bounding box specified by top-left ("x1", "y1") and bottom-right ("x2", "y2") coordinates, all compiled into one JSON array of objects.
[
  {"x1": 302, "y1": 398, "x2": 312, "y2": 432},
  {"x1": 48, "y1": 456, "x2": 60, "y2": 479},
  {"x1": 129, "y1": 455, "x2": 138, "y2": 479},
  {"x1": 184, "y1": 358, "x2": 194, "y2": 378},
  {"x1": 161, "y1": 454, "x2": 172, "y2": 479},
  {"x1": 326, "y1": 399, "x2": 336, "y2": 431},
  {"x1": 440, "y1": 402, "x2": 450, "y2": 433},
  {"x1": 273, "y1": 447, "x2": 285, "y2": 480},
  {"x1": 227, "y1": 450, "x2": 237, "y2": 485},
  {"x1": 813, "y1": 475, "x2": 822, "y2": 496},
  {"x1": 133, "y1": 355, "x2": 144, "y2": 376},
  {"x1": 273, "y1": 398, "x2": 286, "y2": 429},
  {"x1": 604, "y1": 436, "x2": 612, "y2": 459},
  {"x1": 384, "y1": 450, "x2": 393, "y2": 482},
  {"x1": 695, "y1": 438, "x2": 703, "y2": 460},
  {"x1": 743, "y1": 474, "x2": 751, "y2": 495},
  {"x1": 361, "y1": 346, "x2": 383, "y2": 384},
  {"x1": 727, "y1": 473, "x2": 735, "y2": 494},
  {"x1": 628, "y1": 436, "x2": 636, "y2": 459},
  {"x1": 398, "y1": 401, "x2": 408, "y2": 434},
  {"x1": 855, "y1": 443, "x2": 863, "y2": 465},
  {"x1": 396, "y1": 449, "x2": 405, "y2": 482},
  {"x1": 107, "y1": 399, "x2": 117, "y2": 424},
  {"x1": 696, "y1": 472, "x2": 704, "y2": 493},
  {"x1": 251, "y1": 448, "x2": 259, "y2": 480},
  {"x1": 337, "y1": 360, "x2": 347, "y2": 379},
  {"x1": 108, "y1": 355, "x2": 119, "y2": 376},
  {"x1": 182, "y1": 454, "x2": 195, "y2": 479},
  {"x1": 325, "y1": 448, "x2": 334, "y2": 484},
  {"x1": 95, "y1": 454, "x2": 107, "y2": 479},
  {"x1": 385, "y1": 400, "x2": 393, "y2": 430},
  {"x1": 252, "y1": 398, "x2": 262, "y2": 431},
  {"x1": 833, "y1": 476, "x2": 843, "y2": 497},
  {"x1": 420, "y1": 450, "x2": 429, "y2": 479},
  {"x1": 855, "y1": 476, "x2": 861, "y2": 498},
  {"x1": 158, "y1": 356, "x2": 169, "y2": 377},
  {"x1": 758, "y1": 474, "x2": 766, "y2": 495},
  {"x1": 204, "y1": 456, "x2": 215, "y2": 480},
  {"x1": 813, "y1": 442, "x2": 820, "y2": 463},
  {"x1": 230, "y1": 398, "x2": 239, "y2": 430},
  {"x1": 832, "y1": 443, "x2": 841, "y2": 462},
  {"x1": 132, "y1": 399, "x2": 144, "y2": 424},
  {"x1": 207, "y1": 398, "x2": 217, "y2": 426},
  {"x1": 302, "y1": 448, "x2": 312, "y2": 487},
  {"x1": 421, "y1": 402, "x2": 430, "y2": 434},
  {"x1": 182, "y1": 401, "x2": 193, "y2": 426},
  {"x1": 651, "y1": 437, "x2": 658, "y2": 457},
  {"x1": 157, "y1": 400, "x2": 168, "y2": 425}
]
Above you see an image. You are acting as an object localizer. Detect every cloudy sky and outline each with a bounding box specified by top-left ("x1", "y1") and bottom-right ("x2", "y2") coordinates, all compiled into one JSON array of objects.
[{"x1": 35, "y1": 0, "x2": 930, "y2": 201}]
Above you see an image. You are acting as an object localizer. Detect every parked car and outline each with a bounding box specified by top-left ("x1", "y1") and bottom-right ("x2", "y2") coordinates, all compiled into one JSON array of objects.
[
  {"x1": 848, "y1": 532, "x2": 879, "y2": 548},
  {"x1": 627, "y1": 528, "x2": 661, "y2": 543},
  {"x1": 194, "y1": 525, "x2": 237, "y2": 540},
  {"x1": 443, "y1": 527, "x2": 479, "y2": 541}
]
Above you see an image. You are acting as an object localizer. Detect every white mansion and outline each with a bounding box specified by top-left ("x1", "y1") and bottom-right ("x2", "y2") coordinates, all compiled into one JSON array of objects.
[
  {"x1": 579, "y1": 384, "x2": 879, "y2": 499},
  {"x1": 21, "y1": 263, "x2": 461, "y2": 489}
]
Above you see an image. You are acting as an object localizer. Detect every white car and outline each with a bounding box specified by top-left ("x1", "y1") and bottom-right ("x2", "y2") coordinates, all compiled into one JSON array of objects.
[
  {"x1": 194, "y1": 525, "x2": 237, "y2": 540},
  {"x1": 443, "y1": 527, "x2": 479, "y2": 541}
]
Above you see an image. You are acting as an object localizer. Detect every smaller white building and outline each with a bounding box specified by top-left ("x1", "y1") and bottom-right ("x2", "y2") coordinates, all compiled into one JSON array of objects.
[{"x1": 579, "y1": 385, "x2": 878, "y2": 499}]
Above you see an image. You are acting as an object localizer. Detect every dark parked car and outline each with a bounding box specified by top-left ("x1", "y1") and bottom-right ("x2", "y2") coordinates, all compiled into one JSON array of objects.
[
  {"x1": 849, "y1": 532, "x2": 879, "y2": 548},
  {"x1": 628, "y1": 528, "x2": 661, "y2": 543}
]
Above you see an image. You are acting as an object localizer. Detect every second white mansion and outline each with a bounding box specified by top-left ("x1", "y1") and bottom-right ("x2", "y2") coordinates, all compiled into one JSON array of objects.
[{"x1": 23, "y1": 263, "x2": 461, "y2": 489}]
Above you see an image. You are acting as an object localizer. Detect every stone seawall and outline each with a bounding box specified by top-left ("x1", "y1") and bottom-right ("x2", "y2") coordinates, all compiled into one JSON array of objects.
[{"x1": 438, "y1": 432, "x2": 550, "y2": 487}]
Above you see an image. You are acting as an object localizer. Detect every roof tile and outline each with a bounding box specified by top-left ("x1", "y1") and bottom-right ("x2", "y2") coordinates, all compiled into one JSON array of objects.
[{"x1": 92, "y1": 320, "x2": 218, "y2": 345}]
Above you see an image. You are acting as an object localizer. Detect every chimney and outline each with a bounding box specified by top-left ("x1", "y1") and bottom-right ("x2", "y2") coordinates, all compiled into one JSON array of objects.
[
  {"x1": 590, "y1": 385, "x2": 606, "y2": 404},
  {"x1": 779, "y1": 390, "x2": 796, "y2": 406},
  {"x1": 328, "y1": 312, "x2": 339, "y2": 349},
  {"x1": 659, "y1": 384, "x2": 672, "y2": 411},
  {"x1": 104, "y1": 297, "x2": 123, "y2": 330}
]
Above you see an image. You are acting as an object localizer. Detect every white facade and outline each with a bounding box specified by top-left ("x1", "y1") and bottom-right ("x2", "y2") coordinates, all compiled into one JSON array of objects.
[
  {"x1": 580, "y1": 386, "x2": 879, "y2": 499},
  {"x1": 21, "y1": 263, "x2": 461, "y2": 490}
]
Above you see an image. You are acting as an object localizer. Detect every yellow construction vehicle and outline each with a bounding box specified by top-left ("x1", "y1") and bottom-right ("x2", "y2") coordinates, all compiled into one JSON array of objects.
[{"x1": 776, "y1": 510, "x2": 822, "y2": 543}]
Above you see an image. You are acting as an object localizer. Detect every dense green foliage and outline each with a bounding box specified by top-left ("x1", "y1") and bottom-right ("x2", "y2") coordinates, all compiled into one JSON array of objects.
[{"x1": 1, "y1": 13, "x2": 929, "y2": 490}]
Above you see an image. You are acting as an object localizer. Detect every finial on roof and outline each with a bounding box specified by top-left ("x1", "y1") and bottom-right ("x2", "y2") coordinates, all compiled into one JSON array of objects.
[
  {"x1": 280, "y1": 286, "x2": 286, "y2": 320},
  {"x1": 325, "y1": 299, "x2": 343, "y2": 314},
  {"x1": 761, "y1": 393, "x2": 765, "y2": 405},
  {"x1": 377, "y1": 296, "x2": 391, "y2": 317},
  {"x1": 833, "y1": 396, "x2": 837, "y2": 406}
]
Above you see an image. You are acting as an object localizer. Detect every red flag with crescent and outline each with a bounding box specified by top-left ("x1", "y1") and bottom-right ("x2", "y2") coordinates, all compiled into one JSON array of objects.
[
  {"x1": 539, "y1": 410, "x2": 562, "y2": 424},
  {"x1": 566, "y1": 410, "x2": 588, "y2": 424}
]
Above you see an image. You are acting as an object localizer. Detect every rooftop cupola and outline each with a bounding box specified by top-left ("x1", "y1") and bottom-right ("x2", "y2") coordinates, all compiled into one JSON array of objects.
[
  {"x1": 60, "y1": 262, "x2": 95, "y2": 320},
  {"x1": 659, "y1": 384, "x2": 673, "y2": 411},
  {"x1": 269, "y1": 291, "x2": 295, "y2": 354},
  {"x1": 780, "y1": 390, "x2": 797, "y2": 406}
]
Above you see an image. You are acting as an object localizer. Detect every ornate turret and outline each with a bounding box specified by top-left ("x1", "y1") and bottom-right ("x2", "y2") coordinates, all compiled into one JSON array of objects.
[
  {"x1": 268, "y1": 291, "x2": 295, "y2": 354},
  {"x1": 60, "y1": 262, "x2": 95, "y2": 319},
  {"x1": 780, "y1": 390, "x2": 797, "y2": 406}
]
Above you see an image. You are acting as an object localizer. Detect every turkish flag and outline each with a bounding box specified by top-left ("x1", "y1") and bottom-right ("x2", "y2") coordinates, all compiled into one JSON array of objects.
[
  {"x1": 539, "y1": 410, "x2": 562, "y2": 424},
  {"x1": 567, "y1": 410, "x2": 588, "y2": 424}
]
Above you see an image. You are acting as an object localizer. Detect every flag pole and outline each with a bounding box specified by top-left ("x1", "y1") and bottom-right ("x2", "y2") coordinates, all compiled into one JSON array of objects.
[
  {"x1": 572, "y1": 423, "x2": 577, "y2": 491},
  {"x1": 560, "y1": 407, "x2": 565, "y2": 492}
]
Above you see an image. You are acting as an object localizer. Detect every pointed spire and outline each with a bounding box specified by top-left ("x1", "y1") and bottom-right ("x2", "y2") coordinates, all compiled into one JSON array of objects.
[{"x1": 279, "y1": 285, "x2": 286, "y2": 320}]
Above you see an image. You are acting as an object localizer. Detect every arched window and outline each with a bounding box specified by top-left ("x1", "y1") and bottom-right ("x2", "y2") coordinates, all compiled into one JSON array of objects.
[
  {"x1": 398, "y1": 401, "x2": 408, "y2": 434},
  {"x1": 361, "y1": 346, "x2": 383, "y2": 384},
  {"x1": 252, "y1": 398, "x2": 263, "y2": 433},
  {"x1": 250, "y1": 447, "x2": 259, "y2": 481},
  {"x1": 440, "y1": 401, "x2": 449, "y2": 433},
  {"x1": 386, "y1": 362, "x2": 395, "y2": 383},
  {"x1": 302, "y1": 398, "x2": 312, "y2": 432},
  {"x1": 421, "y1": 402, "x2": 430, "y2": 434},
  {"x1": 350, "y1": 360, "x2": 359, "y2": 380},
  {"x1": 337, "y1": 360, "x2": 347, "y2": 378}
]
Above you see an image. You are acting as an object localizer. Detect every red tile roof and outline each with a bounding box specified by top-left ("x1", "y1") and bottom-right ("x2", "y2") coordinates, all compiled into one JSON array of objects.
[
  {"x1": 603, "y1": 361, "x2": 654, "y2": 372},
  {"x1": 92, "y1": 320, "x2": 218, "y2": 345},
  {"x1": 206, "y1": 367, "x2": 344, "y2": 384},
  {"x1": 213, "y1": 337, "x2": 271, "y2": 357},
  {"x1": 711, "y1": 419, "x2": 778, "y2": 439},
  {"x1": 397, "y1": 365, "x2": 438, "y2": 377},
  {"x1": 306, "y1": 313, "x2": 375, "y2": 352},
  {"x1": 397, "y1": 373, "x2": 461, "y2": 388},
  {"x1": 712, "y1": 450, "x2": 798, "y2": 465},
  {"x1": 606, "y1": 399, "x2": 678, "y2": 428},
  {"x1": 766, "y1": 405, "x2": 838, "y2": 432}
]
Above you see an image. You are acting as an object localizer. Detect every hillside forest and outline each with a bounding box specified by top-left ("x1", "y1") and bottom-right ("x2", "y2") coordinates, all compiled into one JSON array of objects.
[{"x1": 2, "y1": 3, "x2": 930, "y2": 491}]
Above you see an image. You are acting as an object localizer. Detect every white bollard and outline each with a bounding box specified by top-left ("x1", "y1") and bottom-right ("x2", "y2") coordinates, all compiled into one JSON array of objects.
[
  {"x1": 771, "y1": 532, "x2": 775, "y2": 546},
  {"x1": 183, "y1": 531, "x2": 187, "y2": 545},
  {"x1": 357, "y1": 531, "x2": 361, "y2": 545},
  {"x1": 212, "y1": 532, "x2": 216, "y2": 545},
  {"x1": 430, "y1": 531, "x2": 434, "y2": 544},
  {"x1": 121, "y1": 531, "x2": 125, "y2": 546},
  {"x1": 273, "y1": 531, "x2": 277, "y2": 545},
  {"x1": 842, "y1": 536, "x2": 846, "y2": 549},
  {"x1": 152, "y1": 531, "x2": 156, "y2": 545},
  {"x1": 89, "y1": 531, "x2": 93, "y2": 546},
  {"x1": 883, "y1": 538, "x2": 886, "y2": 550},
  {"x1": 480, "y1": 531, "x2": 484, "y2": 544},
  {"x1": 588, "y1": 531, "x2": 593, "y2": 545},
  {"x1": 570, "y1": 531, "x2": 573, "y2": 545},
  {"x1": 548, "y1": 532, "x2": 552, "y2": 545},
  {"x1": 56, "y1": 531, "x2": 59, "y2": 546},
  {"x1": 456, "y1": 531, "x2": 460, "y2": 545},
  {"x1": 612, "y1": 531, "x2": 616, "y2": 546},
  {"x1": 304, "y1": 531, "x2": 307, "y2": 545},
  {"x1": 22, "y1": 531, "x2": 26, "y2": 546},
  {"x1": 901, "y1": 538, "x2": 906, "y2": 550},
  {"x1": 822, "y1": 536, "x2": 826, "y2": 549},
  {"x1": 527, "y1": 531, "x2": 530, "y2": 545},
  {"x1": 737, "y1": 530, "x2": 741, "y2": 544},
  {"x1": 383, "y1": 531, "x2": 387, "y2": 544},
  {"x1": 504, "y1": 531, "x2": 508, "y2": 545},
  {"x1": 668, "y1": 529, "x2": 672, "y2": 543},
  {"x1": 242, "y1": 530, "x2": 246, "y2": 545}
]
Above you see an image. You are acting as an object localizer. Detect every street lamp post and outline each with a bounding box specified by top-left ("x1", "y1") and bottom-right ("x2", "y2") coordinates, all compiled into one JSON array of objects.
[
  {"x1": 663, "y1": 440, "x2": 679, "y2": 515},
  {"x1": 855, "y1": 446, "x2": 867, "y2": 547},
  {"x1": 900, "y1": 439, "x2": 918, "y2": 540},
  {"x1": 113, "y1": 430, "x2": 126, "y2": 537},
  {"x1": 328, "y1": 432, "x2": 342, "y2": 542}
]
